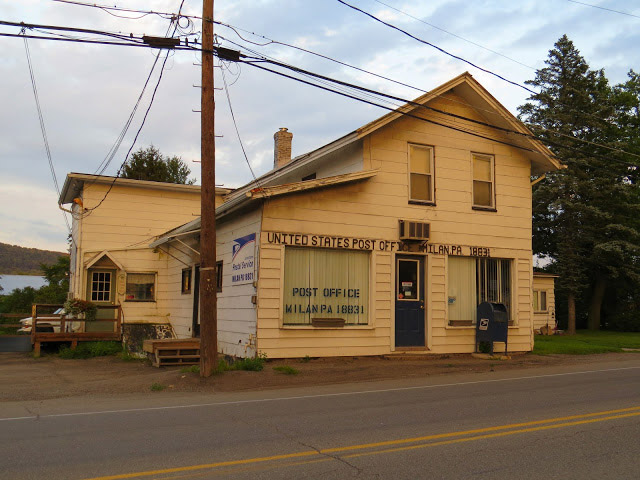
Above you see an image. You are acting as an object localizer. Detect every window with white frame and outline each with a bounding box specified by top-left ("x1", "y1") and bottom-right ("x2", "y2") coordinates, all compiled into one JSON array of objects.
[
  {"x1": 472, "y1": 153, "x2": 495, "y2": 208},
  {"x1": 90, "y1": 271, "x2": 111, "y2": 302},
  {"x1": 125, "y1": 273, "x2": 155, "y2": 301},
  {"x1": 409, "y1": 144, "x2": 435, "y2": 203},
  {"x1": 533, "y1": 290, "x2": 548, "y2": 312},
  {"x1": 448, "y1": 257, "x2": 511, "y2": 325},
  {"x1": 283, "y1": 248, "x2": 369, "y2": 325}
]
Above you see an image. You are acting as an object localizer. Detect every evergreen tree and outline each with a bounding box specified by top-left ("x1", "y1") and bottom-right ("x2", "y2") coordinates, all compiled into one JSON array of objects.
[
  {"x1": 121, "y1": 146, "x2": 195, "y2": 184},
  {"x1": 519, "y1": 35, "x2": 640, "y2": 332}
]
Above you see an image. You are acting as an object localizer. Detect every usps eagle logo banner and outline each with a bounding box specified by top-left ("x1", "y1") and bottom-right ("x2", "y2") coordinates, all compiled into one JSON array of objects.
[{"x1": 231, "y1": 233, "x2": 256, "y2": 285}]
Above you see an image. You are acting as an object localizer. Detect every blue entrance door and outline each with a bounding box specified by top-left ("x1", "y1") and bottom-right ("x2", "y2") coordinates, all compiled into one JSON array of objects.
[{"x1": 395, "y1": 256, "x2": 425, "y2": 347}]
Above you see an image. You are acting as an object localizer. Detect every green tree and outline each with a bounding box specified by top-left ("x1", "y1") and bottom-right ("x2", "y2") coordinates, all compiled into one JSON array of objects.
[
  {"x1": 121, "y1": 146, "x2": 195, "y2": 184},
  {"x1": 519, "y1": 35, "x2": 640, "y2": 332}
]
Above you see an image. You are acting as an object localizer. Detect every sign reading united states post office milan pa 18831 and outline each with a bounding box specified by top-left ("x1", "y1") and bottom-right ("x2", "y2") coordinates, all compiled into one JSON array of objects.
[{"x1": 231, "y1": 233, "x2": 256, "y2": 285}]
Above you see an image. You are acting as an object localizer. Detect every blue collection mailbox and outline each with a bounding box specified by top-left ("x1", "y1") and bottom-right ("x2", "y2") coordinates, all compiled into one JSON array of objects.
[{"x1": 475, "y1": 302, "x2": 509, "y2": 355}]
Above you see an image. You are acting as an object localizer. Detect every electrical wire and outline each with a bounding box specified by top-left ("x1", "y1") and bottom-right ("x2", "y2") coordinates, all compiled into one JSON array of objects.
[
  {"x1": 369, "y1": 0, "x2": 536, "y2": 70},
  {"x1": 91, "y1": 5, "x2": 190, "y2": 177},
  {"x1": 229, "y1": 45, "x2": 640, "y2": 165},
  {"x1": 22, "y1": 31, "x2": 76, "y2": 247},
  {"x1": 7, "y1": 20, "x2": 637, "y2": 166},
  {"x1": 220, "y1": 60, "x2": 263, "y2": 190},
  {"x1": 238, "y1": 59, "x2": 640, "y2": 169},
  {"x1": 335, "y1": 0, "x2": 537, "y2": 95},
  {"x1": 566, "y1": 0, "x2": 640, "y2": 19},
  {"x1": 82, "y1": 1, "x2": 186, "y2": 215}
]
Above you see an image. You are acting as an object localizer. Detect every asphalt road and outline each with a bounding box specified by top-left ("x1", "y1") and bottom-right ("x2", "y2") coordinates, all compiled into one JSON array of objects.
[{"x1": 2, "y1": 356, "x2": 640, "y2": 480}]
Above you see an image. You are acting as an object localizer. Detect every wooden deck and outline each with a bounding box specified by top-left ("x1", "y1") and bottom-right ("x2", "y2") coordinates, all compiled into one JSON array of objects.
[
  {"x1": 31, "y1": 304, "x2": 122, "y2": 356},
  {"x1": 143, "y1": 338, "x2": 201, "y2": 367}
]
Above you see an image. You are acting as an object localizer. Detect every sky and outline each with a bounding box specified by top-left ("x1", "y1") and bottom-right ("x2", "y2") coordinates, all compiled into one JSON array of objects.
[{"x1": 1, "y1": 0, "x2": 638, "y2": 252}]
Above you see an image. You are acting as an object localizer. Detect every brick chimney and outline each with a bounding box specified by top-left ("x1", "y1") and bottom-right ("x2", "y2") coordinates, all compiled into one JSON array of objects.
[{"x1": 274, "y1": 127, "x2": 293, "y2": 169}]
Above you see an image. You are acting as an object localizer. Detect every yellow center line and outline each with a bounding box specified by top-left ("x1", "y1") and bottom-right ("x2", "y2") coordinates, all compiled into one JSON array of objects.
[
  {"x1": 343, "y1": 410, "x2": 640, "y2": 460},
  {"x1": 81, "y1": 405, "x2": 640, "y2": 480}
]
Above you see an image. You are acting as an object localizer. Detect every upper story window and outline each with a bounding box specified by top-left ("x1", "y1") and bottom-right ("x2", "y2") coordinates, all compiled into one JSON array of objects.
[
  {"x1": 409, "y1": 144, "x2": 434, "y2": 204},
  {"x1": 472, "y1": 153, "x2": 495, "y2": 209}
]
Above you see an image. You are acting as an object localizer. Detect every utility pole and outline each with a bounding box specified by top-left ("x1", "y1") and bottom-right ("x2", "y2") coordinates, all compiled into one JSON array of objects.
[{"x1": 199, "y1": 0, "x2": 218, "y2": 377}]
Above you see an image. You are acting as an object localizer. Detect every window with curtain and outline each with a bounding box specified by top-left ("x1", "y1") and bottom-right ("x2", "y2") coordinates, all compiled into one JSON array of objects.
[
  {"x1": 283, "y1": 247, "x2": 370, "y2": 325},
  {"x1": 448, "y1": 257, "x2": 511, "y2": 325},
  {"x1": 125, "y1": 273, "x2": 155, "y2": 301},
  {"x1": 472, "y1": 153, "x2": 494, "y2": 208},
  {"x1": 409, "y1": 144, "x2": 435, "y2": 203}
]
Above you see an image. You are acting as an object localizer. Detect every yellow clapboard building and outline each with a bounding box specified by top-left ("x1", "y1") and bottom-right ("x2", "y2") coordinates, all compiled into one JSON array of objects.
[{"x1": 147, "y1": 72, "x2": 562, "y2": 358}]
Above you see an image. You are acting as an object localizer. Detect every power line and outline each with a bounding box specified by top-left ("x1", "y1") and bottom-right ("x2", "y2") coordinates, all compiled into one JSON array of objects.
[
  {"x1": 369, "y1": 0, "x2": 536, "y2": 70},
  {"x1": 242, "y1": 60, "x2": 540, "y2": 154},
  {"x1": 219, "y1": 60, "x2": 263, "y2": 190},
  {"x1": 233, "y1": 47, "x2": 640, "y2": 164},
  {"x1": 92, "y1": 6, "x2": 190, "y2": 177},
  {"x1": 7, "y1": 18, "x2": 637, "y2": 166},
  {"x1": 21, "y1": 31, "x2": 76, "y2": 244},
  {"x1": 566, "y1": 0, "x2": 640, "y2": 19},
  {"x1": 238, "y1": 59, "x2": 640, "y2": 169},
  {"x1": 82, "y1": 1, "x2": 186, "y2": 215},
  {"x1": 335, "y1": 0, "x2": 537, "y2": 95}
]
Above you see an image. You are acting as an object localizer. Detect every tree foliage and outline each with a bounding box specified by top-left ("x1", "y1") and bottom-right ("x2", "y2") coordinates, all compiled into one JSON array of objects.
[
  {"x1": 121, "y1": 146, "x2": 195, "y2": 184},
  {"x1": 520, "y1": 35, "x2": 640, "y2": 332}
]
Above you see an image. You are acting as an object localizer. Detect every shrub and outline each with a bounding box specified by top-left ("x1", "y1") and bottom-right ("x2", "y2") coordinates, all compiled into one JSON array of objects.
[{"x1": 58, "y1": 341, "x2": 122, "y2": 359}]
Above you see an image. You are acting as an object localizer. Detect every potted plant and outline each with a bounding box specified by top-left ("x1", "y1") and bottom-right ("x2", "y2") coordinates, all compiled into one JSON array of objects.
[{"x1": 63, "y1": 299, "x2": 98, "y2": 321}]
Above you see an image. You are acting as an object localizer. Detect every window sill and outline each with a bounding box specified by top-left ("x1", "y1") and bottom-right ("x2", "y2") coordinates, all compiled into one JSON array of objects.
[
  {"x1": 472, "y1": 206, "x2": 497, "y2": 212},
  {"x1": 446, "y1": 321, "x2": 517, "y2": 329},
  {"x1": 534, "y1": 310, "x2": 549, "y2": 314},
  {"x1": 124, "y1": 300, "x2": 156, "y2": 303},
  {"x1": 408, "y1": 200, "x2": 436, "y2": 206},
  {"x1": 281, "y1": 324, "x2": 374, "y2": 330}
]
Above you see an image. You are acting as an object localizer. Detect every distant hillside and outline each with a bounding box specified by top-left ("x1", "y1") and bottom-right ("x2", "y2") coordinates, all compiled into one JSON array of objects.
[{"x1": 0, "y1": 242, "x2": 68, "y2": 275}]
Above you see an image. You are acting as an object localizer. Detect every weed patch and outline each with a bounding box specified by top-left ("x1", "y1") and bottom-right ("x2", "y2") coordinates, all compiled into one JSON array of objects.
[
  {"x1": 231, "y1": 355, "x2": 266, "y2": 371},
  {"x1": 180, "y1": 365, "x2": 200, "y2": 374},
  {"x1": 273, "y1": 365, "x2": 299, "y2": 375},
  {"x1": 300, "y1": 355, "x2": 311, "y2": 363},
  {"x1": 58, "y1": 341, "x2": 122, "y2": 359},
  {"x1": 150, "y1": 383, "x2": 165, "y2": 392}
]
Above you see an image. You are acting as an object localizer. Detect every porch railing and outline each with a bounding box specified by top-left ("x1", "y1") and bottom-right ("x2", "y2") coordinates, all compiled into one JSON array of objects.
[{"x1": 30, "y1": 304, "x2": 122, "y2": 356}]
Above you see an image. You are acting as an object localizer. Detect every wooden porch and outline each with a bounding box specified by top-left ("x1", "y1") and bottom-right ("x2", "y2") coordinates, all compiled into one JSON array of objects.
[
  {"x1": 143, "y1": 338, "x2": 201, "y2": 367},
  {"x1": 31, "y1": 304, "x2": 122, "y2": 356}
]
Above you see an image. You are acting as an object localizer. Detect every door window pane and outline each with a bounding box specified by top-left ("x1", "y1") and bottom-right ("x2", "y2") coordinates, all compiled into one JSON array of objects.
[{"x1": 397, "y1": 259, "x2": 419, "y2": 300}]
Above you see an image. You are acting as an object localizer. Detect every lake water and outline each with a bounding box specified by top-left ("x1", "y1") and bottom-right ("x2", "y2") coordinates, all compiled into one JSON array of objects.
[{"x1": 0, "y1": 275, "x2": 47, "y2": 293}]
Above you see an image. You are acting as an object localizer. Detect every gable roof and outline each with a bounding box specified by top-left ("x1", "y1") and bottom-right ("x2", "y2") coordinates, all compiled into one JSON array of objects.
[
  {"x1": 59, "y1": 173, "x2": 232, "y2": 205},
  {"x1": 356, "y1": 72, "x2": 561, "y2": 174},
  {"x1": 220, "y1": 72, "x2": 560, "y2": 209}
]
